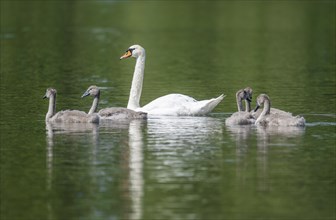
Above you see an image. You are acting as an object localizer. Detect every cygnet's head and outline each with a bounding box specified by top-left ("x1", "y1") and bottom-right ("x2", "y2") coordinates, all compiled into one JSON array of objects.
[
  {"x1": 244, "y1": 87, "x2": 253, "y2": 101},
  {"x1": 43, "y1": 88, "x2": 57, "y2": 99},
  {"x1": 120, "y1": 44, "x2": 145, "y2": 59},
  {"x1": 254, "y1": 94, "x2": 271, "y2": 112},
  {"x1": 236, "y1": 87, "x2": 252, "y2": 102},
  {"x1": 82, "y1": 85, "x2": 100, "y2": 98}
]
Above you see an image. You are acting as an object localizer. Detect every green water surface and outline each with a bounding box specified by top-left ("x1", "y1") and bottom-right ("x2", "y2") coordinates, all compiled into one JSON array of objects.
[{"x1": 1, "y1": 1, "x2": 335, "y2": 220}]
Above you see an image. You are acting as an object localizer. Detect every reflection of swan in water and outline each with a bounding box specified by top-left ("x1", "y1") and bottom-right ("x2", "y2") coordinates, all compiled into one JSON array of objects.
[
  {"x1": 43, "y1": 88, "x2": 99, "y2": 123},
  {"x1": 225, "y1": 87, "x2": 255, "y2": 125},
  {"x1": 95, "y1": 119, "x2": 145, "y2": 220},
  {"x1": 128, "y1": 120, "x2": 145, "y2": 220},
  {"x1": 45, "y1": 123, "x2": 54, "y2": 220},
  {"x1": 46, "y1": 123, "x2": 54, "y2": 192},
  {"x1": 81, "y1": 85, "x2": 147, "y2": 120},
  {"x1": 254, "y1": 94, "x2": 305, "y2": 127},
  {"x1": 120, "y1": 45, "x2": 224, "y2": 116},
  {"x1": 147, "y1": 116, "x2": 223, "y2": 146}
]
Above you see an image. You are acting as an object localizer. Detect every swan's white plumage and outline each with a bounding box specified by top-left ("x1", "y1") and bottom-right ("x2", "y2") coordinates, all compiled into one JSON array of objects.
[
  {"x1": 121, "y1": 45, "x2": 224, "y2": 116},
  {"x1": 136, "y1": 93, "x2": 225, "y2": 116}
]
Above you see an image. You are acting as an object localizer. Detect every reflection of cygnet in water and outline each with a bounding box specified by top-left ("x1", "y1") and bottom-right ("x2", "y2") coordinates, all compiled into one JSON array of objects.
[
  {"x1": 225, "y1": 87, "x2": 256, "y2": 125},
  {"x1": 226, "y1": 125, "x2": 254, "y2": 156},
  {"x1": 45, "y1": 121, "x2": 99, "y2": 134},
  {"x1": 43, "y1": 88, "x2": 99, "y2": 123},
  {"x1": 254, "y1": 94, "x2": 305, "y2": 127},
  {"x1": 256, "y1": 124, "x2": 305, "y2": 137},
  {"x1": 81, "y1": 85, "x2": 147, "y2": 120},
  {"x1": 226, "y1": 125, "x2": 254, "y2": 141}
]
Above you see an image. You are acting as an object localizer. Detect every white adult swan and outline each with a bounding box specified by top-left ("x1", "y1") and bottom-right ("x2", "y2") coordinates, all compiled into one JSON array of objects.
[
  {"x1": 120, "y1": 45, "x2": 225, "y2": 116},
  {"x1": 81, "y1": 85, "x2": 147, "y2": 120},
  {"x1": 225, "y1": 87, "x2": 256, "y2": 125},
  {"x1": 43, "y1": 88, "x2": 99, "y2": 123},
  {"x1": 254, "y1": 94, "x2": 305, "y2": 127}
]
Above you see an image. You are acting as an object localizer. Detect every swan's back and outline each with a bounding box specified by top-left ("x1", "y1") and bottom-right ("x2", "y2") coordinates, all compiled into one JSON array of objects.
[
  {"x1": 49, "y1": 110, "x2": 100, "y2": 123},
  {"x1": 139, "y1": 93, "x2": 224, "y2": 116},
  {"x1": 98, "y1": 107, "x2": 147, "y2": 120}
]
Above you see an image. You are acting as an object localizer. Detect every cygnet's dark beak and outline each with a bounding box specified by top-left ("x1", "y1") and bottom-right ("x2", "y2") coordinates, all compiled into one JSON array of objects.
[
  {"x1": 254, "y1": 105, "x2": 260, "y2": 112},
  {"x1": 246, "y1": 97, "x2": 252, "y2": 102},
  {"x1": 81, "y1": 91, "x2": 90, "y2": 98},
  {"x1": 43, "y1": 95, "x2": 47, "y2": 99}
]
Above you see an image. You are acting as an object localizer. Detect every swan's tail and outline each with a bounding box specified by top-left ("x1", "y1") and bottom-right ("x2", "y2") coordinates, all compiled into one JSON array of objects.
[{"x1": 197, "y1": 94, "x2": 225, "y2": 115}]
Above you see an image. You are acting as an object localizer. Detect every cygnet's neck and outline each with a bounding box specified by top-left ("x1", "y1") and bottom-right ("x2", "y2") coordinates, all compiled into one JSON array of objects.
[
  {"x1": 245, "y1": 100, "x2": 251, "y2": 112},
  {"x1": 89, "y1": 92, "x2": 100, "y2": 115},
  {"x1": 236, "y1": 95, "x2": 244, "y2": 112},
  {"x1": 127, "y1": 53, "x2": 145, "y2": 110},
  {"x1": 46, "y1": 94, "x2": 56, "y2": 121},
  {"x1": 256, "y1": 98, "x2": 271, "y2": 124}
]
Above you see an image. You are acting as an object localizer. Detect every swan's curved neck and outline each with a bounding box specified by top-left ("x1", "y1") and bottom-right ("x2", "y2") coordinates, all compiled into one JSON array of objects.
[
  {"x1": 89, "y1": 92, "x2": 100, "y2": 115},
  {"x1": 236, "y1": 95, "x2": 244, "y2": 111},
  {"x1": 245, "y1": 100, "x2": 251, "y2": 112},
  {"x1": 46, "y1": 94, "x2": 56, "y2": 121},
  {"x1": 256, "y1": 99, "x2": 271, "y2": 123},
  {"x1": 127, "y1": 53, "x2": 145, "y2": 110}
]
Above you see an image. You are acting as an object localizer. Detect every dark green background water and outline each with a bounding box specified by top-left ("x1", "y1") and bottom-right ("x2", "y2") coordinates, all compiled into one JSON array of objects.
[{"x1": 1, "y1": 1, "x2": 335, "y2": 220}]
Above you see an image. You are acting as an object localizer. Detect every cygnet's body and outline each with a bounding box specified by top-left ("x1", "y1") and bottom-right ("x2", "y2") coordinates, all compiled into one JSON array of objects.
[
  {"x1": 254, "y1": 94, "x2": 305, "y2": 127},
  {"x1": 82, "y1": 85, "x2": 147, "y2": 120},
  {"x1": 225, "y1": 87, "x2": 256, "y2": 125},
  {"x1": 43, "y1": 88, "x2": 99, "y2": 123}
]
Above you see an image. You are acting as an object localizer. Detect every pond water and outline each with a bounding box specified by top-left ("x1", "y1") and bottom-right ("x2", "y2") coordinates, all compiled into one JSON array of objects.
[{"x1": 1, "y1": 1, "x2": 335, "y2": 220}]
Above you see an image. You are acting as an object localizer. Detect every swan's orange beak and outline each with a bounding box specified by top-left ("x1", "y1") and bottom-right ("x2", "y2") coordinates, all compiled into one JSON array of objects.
[{"x1": 120, "y1": 50, "x2": 132, "y2": 60}]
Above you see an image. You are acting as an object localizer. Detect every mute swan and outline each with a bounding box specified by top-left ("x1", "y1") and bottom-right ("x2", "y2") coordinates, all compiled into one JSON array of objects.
[
  {"x1": 225, "y1": 87, "x2": 256, "y2": 125},
  {"x1": 81, "y1": 85, "x2": 147, "y2": 120},
  {"x1": 120, "y1": 45, "x2": 225, "y2": 116},
  {"x1": 254, "y1": 94, "x2": 305, "y2": 127},
  {"x1": 43, "y1": 88, "x2": 99, "y2": 123}
]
